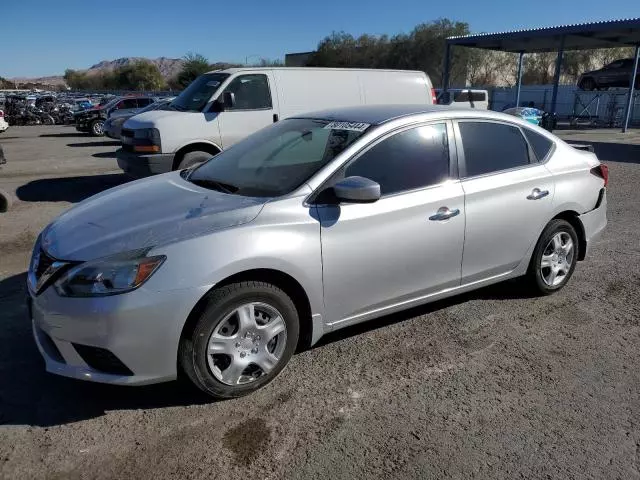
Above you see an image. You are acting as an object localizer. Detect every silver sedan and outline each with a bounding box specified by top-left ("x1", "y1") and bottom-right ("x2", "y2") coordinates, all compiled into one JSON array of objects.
[{"x1": 28, "y1": 105, "x2": 607, "y2": 398}]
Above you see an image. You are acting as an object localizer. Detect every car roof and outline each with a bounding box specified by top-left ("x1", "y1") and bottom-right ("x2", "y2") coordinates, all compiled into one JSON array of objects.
[{"x1": 290, "y1": 104, "x2": 520, "y2": 126}]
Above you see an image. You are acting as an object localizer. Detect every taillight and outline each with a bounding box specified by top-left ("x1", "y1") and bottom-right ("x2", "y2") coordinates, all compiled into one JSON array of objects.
[
  {"x1": 431, "y1": 88, "x2": 437, "y2": 104},
  {"x1": 590, "y1": 164, "x2": 609, "y2": 187}
]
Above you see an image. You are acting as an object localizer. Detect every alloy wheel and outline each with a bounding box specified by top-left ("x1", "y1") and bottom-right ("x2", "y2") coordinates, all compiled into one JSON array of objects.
[{"x1": 540, "y1": 232, "x2": 574, "y2": 286}]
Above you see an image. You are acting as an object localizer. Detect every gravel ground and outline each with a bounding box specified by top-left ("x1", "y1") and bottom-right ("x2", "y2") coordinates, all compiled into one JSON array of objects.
[{"x1": 1, "y1": 125, "x2": 639, "y2": 480}]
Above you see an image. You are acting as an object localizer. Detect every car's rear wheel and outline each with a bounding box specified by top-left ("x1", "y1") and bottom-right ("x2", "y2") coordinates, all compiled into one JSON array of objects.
[
  {"x1": 179, "y1": 281, "x2": 299, "y2": 398},
  {"x1": 527, "y1": 219, "x2": 579, "y2": 295},
  {"x1": 580, "y1": 77, "x2": 596, "y2": 91},
  {"x1": 90, "y1": 119, "x2": 104, "y2": 136}
]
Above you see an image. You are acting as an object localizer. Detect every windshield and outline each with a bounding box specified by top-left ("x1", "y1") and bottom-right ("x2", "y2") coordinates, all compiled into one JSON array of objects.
[
  {"x1": 170, "y1": 73, "x2": 229, "y2": 112},
  {"x1": 187, "y1": 118, "x2": 370, "y2": 197}
]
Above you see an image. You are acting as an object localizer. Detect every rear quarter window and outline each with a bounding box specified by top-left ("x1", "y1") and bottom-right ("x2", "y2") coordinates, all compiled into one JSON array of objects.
[{"x1": 523, "y1": 128, "x2": 554, "y2": 162}]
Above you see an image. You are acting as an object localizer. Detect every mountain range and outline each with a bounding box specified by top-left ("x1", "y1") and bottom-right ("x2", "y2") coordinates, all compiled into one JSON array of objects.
[{"x1": 11, "y1": 57, "x2": 185, "y2": 86}]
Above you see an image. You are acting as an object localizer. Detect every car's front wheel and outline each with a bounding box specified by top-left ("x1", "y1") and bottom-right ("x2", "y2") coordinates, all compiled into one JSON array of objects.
[
  {"x1": 179, "y1": 281, "x2": 299, "y2": 398},
  {"x1": 90, "y1": 119, "x2": 104, "y2": 136},
  {"x1": 528, "y1": 219, "x2": 579, "y2": 295}
]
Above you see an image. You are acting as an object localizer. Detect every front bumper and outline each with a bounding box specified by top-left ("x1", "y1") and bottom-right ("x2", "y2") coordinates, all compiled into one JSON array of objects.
[
  {"x1": 29, "y1": 281, "x2": 208, "y2": 385},
  {"x1": 116, "y1": 148, "x2": 174, "y2": 178}
]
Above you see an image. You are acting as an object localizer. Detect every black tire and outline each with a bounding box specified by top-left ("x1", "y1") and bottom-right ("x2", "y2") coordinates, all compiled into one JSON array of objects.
[
  {"x1": 90, "y1": 119, "x2": 104, "y2": 137},
  {"x1": 527, "y1": 219, "x2": 579, "y2": 295},
  {"x1": 179, "y1": 281, "x2": 299, "y2": 399},
  {"x1": 177, "y1": 150, "x2": 214, "y2": 170},
  {"x1": 580, "y1": 77, "x2": 596, "y2": 91}
]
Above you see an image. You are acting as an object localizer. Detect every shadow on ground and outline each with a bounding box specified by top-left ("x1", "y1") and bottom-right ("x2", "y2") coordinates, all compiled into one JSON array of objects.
[
  {"x1": 39, "y1": 133, "x2": 90, "y2": 138},
  {"x1": 92, "y1": 151, "x2": 118, "y2": 159},
  {"x1": 16, "y1": 174, "x2": 130, "y2": 203},
  {"x1": 566, "y1": 140, "x2": 640, "y2": 164},
  {"x1": 67, "y1": 141, "x2": 120, "y2": 148},
  {"x1": 0, "y1": 270, "x2": 534, "y2": 427}
]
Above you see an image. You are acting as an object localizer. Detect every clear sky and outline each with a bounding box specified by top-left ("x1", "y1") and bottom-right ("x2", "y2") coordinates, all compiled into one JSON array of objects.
[{"x1": 1, "y1": 0, "x2": 638, "y2": 78}]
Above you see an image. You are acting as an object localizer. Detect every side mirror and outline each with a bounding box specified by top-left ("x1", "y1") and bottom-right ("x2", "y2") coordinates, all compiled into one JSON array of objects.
[{"x1": 333, "y1": 176, "x2": 381, "y2": 203}]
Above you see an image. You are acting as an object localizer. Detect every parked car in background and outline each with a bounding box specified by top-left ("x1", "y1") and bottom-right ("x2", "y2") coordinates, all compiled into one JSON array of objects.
[
  {"x1": 0, "y1": 110, "x2": 8, "y2": 133},
  {"x1": 436, "y1": 88, "x2": 489, "y2": 109},
  {"x1": 117, "y1": 67, "x2": 435, "y2": 177},
  {"x1": 104, "y1": 98, "x2": 174, "y2": 140},
  {"x1": 578, "y1": 58, "x2": 640, "y2": 90},
  {"x1": 30, "y1": 105, "x2": 607, "y2": 398},
  {"x1": 74, "y1": 99, "x2": 93, "y2": 111},
  {"x1": 76, "y1": 96, "x2": 156, "y2": 136},
  {"x1": 504, "y1": 106, "x2": 557, "y2": 132}
]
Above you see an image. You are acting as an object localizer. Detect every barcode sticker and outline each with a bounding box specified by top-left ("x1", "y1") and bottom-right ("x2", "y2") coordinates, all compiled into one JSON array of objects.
[{"x1": 324, "y1": 121, "x2": 370, "y2": 132}]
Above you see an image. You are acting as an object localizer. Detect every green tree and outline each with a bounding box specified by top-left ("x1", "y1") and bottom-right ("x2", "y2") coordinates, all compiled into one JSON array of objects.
[
  {"x1": 112, "y1": 60, "x2": 165, "y2": 90},
  {"x1": 175, "y1": 53, "x2": 211, "y2": 88}
]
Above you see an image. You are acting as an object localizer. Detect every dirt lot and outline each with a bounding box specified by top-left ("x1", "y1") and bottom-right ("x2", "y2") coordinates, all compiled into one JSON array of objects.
[{"x1": 1, "y1": 125, "x2": 640, "y2": 479}]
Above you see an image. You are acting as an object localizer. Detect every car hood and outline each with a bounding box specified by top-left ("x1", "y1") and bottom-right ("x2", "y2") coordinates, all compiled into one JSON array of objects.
[{"x1": 42, "y1": 171, "x2": 269, "y2": 261}]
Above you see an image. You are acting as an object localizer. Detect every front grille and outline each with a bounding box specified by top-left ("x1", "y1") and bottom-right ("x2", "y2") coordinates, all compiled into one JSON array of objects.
[
  {"x1": 30, "y1": 248, "x2": 75, "y2": 295},
  {"x1": 72, "y1": 344, "x2": 134, "y2": 376}
]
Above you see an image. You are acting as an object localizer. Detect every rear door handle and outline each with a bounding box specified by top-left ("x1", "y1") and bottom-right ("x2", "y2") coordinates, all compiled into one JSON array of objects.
[
  {"x1": 429, "y1": 207, "x2": 460, "y2": 221},
  {"x1": 527, "y1": 188, "x2": 549, "y2": 200}
]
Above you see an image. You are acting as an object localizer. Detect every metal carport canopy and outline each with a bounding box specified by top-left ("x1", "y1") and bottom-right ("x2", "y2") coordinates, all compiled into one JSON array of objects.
[{"x1": 443, "y1": 18, "x2": 640, "y2": 131}]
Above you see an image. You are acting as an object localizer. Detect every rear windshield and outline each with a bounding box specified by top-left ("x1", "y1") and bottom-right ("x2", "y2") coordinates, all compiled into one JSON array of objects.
[{"x1": 187, "y1": 118, "x2": 369, "y2": 197}]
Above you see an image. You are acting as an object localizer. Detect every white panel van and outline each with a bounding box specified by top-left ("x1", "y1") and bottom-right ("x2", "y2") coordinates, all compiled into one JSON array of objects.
[{"x1": 117, "y1": 67, "x2": 434, "y2": 177}]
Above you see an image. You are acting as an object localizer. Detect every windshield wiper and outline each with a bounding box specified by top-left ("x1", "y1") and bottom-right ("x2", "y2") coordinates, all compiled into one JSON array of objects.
[{"x1": 189, "y1": 178, "x2": 239, "y2": 194}]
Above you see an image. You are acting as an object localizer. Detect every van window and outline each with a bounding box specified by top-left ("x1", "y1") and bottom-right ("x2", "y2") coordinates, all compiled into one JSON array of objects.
[
  {"x1": 453, "y1": 91, "x2": 486, "y2": 102},
  {"x1": 223, "y1": 74, "x2": 272, "y2": 110},
  {"x1": 458, "y1": 122, "x2": 530, "y2": 177},
  {"x1": 345, "y1": 123, "x2": 450, "y2": 195}
]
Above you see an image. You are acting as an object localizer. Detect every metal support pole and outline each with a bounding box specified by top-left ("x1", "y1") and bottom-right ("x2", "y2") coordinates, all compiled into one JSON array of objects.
[
  {"x1": 515, "y1": 51, "x2": 524, "y2": 107},
  {"x1": 622, "y1": 45, "x2": 640, "y2": 133},
  {"x1": 442, "y1": 43, "x2": 451, "y2": 94},
  {"x1": 550, "y1": 36, "x2": 565, "y2": 115}
]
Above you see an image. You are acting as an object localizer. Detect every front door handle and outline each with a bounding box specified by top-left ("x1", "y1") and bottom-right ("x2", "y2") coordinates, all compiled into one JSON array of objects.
[
  {"x1": 429, "y1": 207, "x2": 460, "y2": 221},
  {"x1": 527, "y1": 188, "x2": 550, "y2": 200}
]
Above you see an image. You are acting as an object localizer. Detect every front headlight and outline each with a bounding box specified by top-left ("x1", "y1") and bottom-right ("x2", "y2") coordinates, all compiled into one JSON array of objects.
[
  {"x1": 132, "y1": 128, "x2": 161, "y2": 153},
  {"x1": 55, "y1": 250, "x2": 165, "y2": 297}
]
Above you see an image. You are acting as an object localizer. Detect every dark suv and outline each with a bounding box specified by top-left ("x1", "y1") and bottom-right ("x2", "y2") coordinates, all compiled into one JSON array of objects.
[
  {"x1": 75, "y1": 96, "x2": 155, "y2": 136},
  {"x1": 578, "y1": 58, "x2": 640, "y2": 91}
]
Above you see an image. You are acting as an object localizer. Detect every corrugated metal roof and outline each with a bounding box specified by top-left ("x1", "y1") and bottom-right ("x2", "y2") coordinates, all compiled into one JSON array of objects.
[
  {"x1": 448, "y1": 17, "x2": 640, "y2": 40},
  {"x1": 446, "y1": 18, "x2": 640, "y2": 52}
]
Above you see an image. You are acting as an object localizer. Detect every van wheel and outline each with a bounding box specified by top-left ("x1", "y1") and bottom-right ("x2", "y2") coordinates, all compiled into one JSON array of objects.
[
  {"x1": 177, "y1": 151, "x2": 214, "y2": 170},
  {"x1": 179, "y1": 281, "x2": 299, "y2": 399}
]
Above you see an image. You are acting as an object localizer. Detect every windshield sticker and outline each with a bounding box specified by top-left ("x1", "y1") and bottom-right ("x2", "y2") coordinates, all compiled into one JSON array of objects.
[{"x1": 324, "y1": 121, "x2": 370, "y2": 132}]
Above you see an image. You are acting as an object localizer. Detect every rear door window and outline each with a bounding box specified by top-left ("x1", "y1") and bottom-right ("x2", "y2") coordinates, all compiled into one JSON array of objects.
[
  {"x1": 458, "y1": 121, "x2": 531, "y2": 177},
  {"x1": 120, "y1": 99, "x2": 138, "y2": 109}
]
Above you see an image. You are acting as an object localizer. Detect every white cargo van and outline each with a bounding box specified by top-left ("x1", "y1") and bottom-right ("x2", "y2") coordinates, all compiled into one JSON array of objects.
[{"x1": 117, "y1": 67, "x2": 434, "y2": 177}]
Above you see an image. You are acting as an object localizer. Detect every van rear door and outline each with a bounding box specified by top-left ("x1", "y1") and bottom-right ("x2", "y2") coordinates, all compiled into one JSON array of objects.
[{"x1": 217, "y1": 72, "x2": 279, "y2": 148}]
